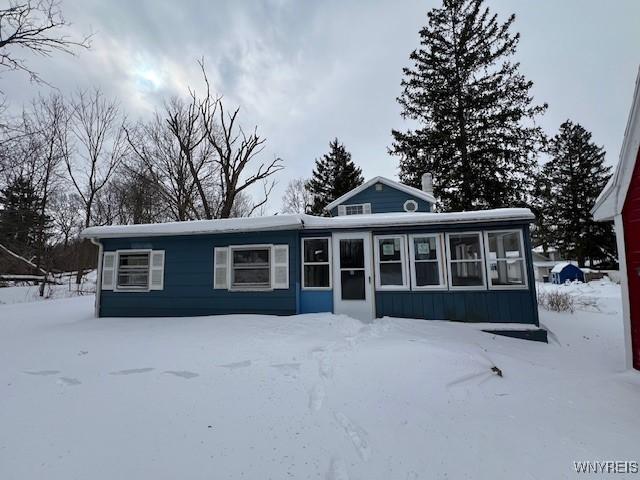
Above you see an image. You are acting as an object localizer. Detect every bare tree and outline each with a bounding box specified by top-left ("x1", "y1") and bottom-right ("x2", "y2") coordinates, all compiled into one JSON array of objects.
[
  {"x1": 0, "y1": 0, "x2": 90, "y2": 84},
  {"x1": 198, "y1": 61, "x2": 283, "y2": 218},
  {"x1": 281, "y1": 177, "x2": 311, "y2": 214},
  {"x1": 65, "y1": 88, "x2": 127, "y2": 228}
]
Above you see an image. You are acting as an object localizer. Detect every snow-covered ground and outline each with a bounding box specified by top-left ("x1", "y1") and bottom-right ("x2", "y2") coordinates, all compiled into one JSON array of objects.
[{"x1": 0, "y1": 280, "x2": 638, "y2": 479}]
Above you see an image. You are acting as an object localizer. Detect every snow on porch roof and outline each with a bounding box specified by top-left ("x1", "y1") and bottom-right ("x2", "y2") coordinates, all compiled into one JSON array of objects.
[{"x1": 80, "y1": 208, "x2": 535, "y2": 239}]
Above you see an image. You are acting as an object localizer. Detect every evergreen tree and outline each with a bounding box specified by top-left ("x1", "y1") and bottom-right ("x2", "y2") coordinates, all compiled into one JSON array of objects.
[
  {"x1": 543, "y1": 121, "x2": 616, "y2": 266},
  {"x1": 307, "y1": 139, "x2": 364, "y2": 215},
  {"x1": 529, "y1": 164, "x2": 554, "y2": 252},
  {"x1": 391, "y1": 0, "x2": 546, "y2": 211},
  {"x1": 0, "y1": 176, "x2": 50, "y2": 257}
]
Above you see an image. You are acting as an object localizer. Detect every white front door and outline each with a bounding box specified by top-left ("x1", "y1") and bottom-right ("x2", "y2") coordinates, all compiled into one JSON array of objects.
[{"x1": 332, "y1": 232, "x2": 374, "y2": 321}]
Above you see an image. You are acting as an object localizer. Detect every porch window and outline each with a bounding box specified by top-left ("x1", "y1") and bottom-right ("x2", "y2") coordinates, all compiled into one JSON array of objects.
[
  {"x1": 231, "y1": 247, "x2": 271, "y2": 289},
  {"x1": 409, "y1": 234, "x2": 445, "y2": 289},
  {"x1": 116, "y1": 252, "x2": 150, "y2": 290},
  {"x1": 374, "y1": 235, "x2": 408, "y2": 289},
  {"x1": 485, "y1": 230, "x2": 527, "y2": 288},
  {"x1": 302, "y1": 238, "x2": 331, "y2": 289},
  {"x1": 446, "y1": 232, "x2": 486, "y2": 288}
]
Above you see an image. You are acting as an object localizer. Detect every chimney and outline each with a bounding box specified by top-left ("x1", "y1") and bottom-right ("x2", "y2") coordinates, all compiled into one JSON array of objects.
[{"x1": 421, "y1": 173, "x2": 433, "y2": 195}]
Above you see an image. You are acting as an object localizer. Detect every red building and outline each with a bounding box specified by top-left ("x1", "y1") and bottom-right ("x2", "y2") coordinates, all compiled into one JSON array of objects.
[{"x1": 592, "y1": 67, "x2": 640, "y2": 371}]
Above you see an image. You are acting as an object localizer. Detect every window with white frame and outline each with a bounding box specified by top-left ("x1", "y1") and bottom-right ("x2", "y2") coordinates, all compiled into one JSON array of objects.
[
  {"x1": 338, "y1": 203, "x2": 371, "y2": 216},
  {"x1": 231, "y1": 247, "x2": 271, "y2": 289},
  {"x1": 116, "y1": 252, "x2": 150, "y2": 290},
  {"x1": 374, "y1": 235, "x2": 408, "y2": 289},
  {"x1": 409, "y1": 234, "x2": 445, "y2": 289},
  {"x1": 302, "y1": 238, "x2": 331, "y2": 289},
  {"x1": 485, "y1": 230, "x2": 526, "y2": 288},
  {"x1": 446, "y1": 232, "x2": 486, "y2": 288}
]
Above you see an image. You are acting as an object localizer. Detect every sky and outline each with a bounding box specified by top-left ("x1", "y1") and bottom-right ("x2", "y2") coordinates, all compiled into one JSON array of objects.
[{"x1": 2, "y1": 0, "x2": 639, "y2": 213}]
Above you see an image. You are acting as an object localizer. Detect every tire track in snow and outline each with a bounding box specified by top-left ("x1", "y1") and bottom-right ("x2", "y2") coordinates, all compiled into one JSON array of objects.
[{"x1": 334, "y1": 412, "x2": 370, "y2": 461}]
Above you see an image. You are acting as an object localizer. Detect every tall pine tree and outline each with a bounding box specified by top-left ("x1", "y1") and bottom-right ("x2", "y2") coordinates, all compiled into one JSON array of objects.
[
  {"x1": 542, "y1": 121, "x2": 616, "y2": 266},
  {"x1": 391, "y1": 0, "x2": 546, "y2": 211},
  {"x1": 307, "y1": 139, "x2": 364, "y2": 215}
]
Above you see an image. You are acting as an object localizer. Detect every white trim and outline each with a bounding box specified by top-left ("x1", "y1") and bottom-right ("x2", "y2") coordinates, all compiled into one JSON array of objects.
[
  {"x1": 301, "y1": 237, "x2": 332, "y2": 290},
  {"x1": 114, "y1": 249, "x2": 152, "y2": 292},
  {"x1": 445, "y1": 232, "x2": 487, "y2": 291},
  {"x1": 90, "y1": 238, "x2": 103, "y2": 317},
  {"x1": 324, "y1": 176, "x2": 436, "y2": 211},
  {"x1": 483, "y1": 230, "x2": 529, "y2": 290},
  {"x1": 228, "y1": 244, "x2": 274, "y2": 292},
  {"x1": 614, "y1": 213, "x2": 634, "y2": 370},
  {"x1": 408, "y1": 233, "x2": 447, "y2": 290},
  {"x1": 373, "y1": 234, "x2": 409, "y2": 291},
  {"x1": 403, "y1": 199, "x2": 418, "y2": 212}
]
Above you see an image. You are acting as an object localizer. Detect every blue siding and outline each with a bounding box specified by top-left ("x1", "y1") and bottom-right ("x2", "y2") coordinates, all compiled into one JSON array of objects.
[
  {"x1": 551, "y1": 264, "x2": 584, "y2": 284},
  {"x1": 100, "y1": 231, "x2": 299, "y2": 317},
  {"x1": 299, "y1": 290, "x2": 333, "y2": 313},
  {"x1": 330, "y1": 182, "x2": 432, "y2": 216}
]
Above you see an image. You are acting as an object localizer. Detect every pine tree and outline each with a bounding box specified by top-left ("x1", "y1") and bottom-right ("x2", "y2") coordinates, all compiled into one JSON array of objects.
[
  {"x1": 391, "y1": 0, "x2": 546, "y2": 211},
  {"x1": 543, "y1": 121, "x2": 616, "y2": 266},
  {"x1": 307, "y1": 139, "x2": 364, "y2": 215},
  {"x1": 0, "y1": 176, "x2": 50, "y2": 258}
]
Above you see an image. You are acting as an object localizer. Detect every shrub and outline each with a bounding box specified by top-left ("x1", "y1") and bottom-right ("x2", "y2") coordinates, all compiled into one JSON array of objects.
[{"x1": 537, "y1": 290, "x2": 575, "y2": 313}]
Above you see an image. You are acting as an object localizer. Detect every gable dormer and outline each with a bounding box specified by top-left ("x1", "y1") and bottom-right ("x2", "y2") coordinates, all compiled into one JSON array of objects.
[{"x1": 324, "y1": 175, "x2": 436, "y2": 216}]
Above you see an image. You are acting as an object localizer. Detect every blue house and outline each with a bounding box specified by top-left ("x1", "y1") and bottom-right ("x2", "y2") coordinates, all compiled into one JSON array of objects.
[
  {"x1": 550, "y1": 262, "x2": 584, "y2": 284},
  {"x1": 81, "y1": 176, "x2": 542, "y2": 338}
]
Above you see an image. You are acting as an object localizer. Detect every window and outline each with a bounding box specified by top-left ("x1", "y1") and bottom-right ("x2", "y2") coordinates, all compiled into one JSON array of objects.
[
  {"x1": 231, "y1": 247, "x2": 271, "y2": 289},
  {"x1": 116, "y1": 252, "x2": 150, "y2": 290},
  {"x1": 446, "y1": 232, "x2": 486, "y2": 288},
  {"x1": 302, "y1": 238, "x2": 331, "y2": 289},
  {"x1": 403, "y1": 200, "x2": 418, "y2": 212},
  {"x1": 338, "y1": 203, "x2": 371, "y2": 216},
  {"x1": 374, "y1": 235, "x2": 408, "y2": 290},
  {"x1": 409, "y1": 234, "x2": 445, "y2": 289},
  {"x1": 485, "y1": 230, "x2": 527, "y2": 288}
]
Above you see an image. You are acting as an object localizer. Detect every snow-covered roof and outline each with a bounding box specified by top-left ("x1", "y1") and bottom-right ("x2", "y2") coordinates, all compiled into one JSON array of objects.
[
  {"x1": 81, "y1": 208, "x2": 534, "y2": 239},
  {"x1": 323, "y1": 176, "x2": 437, "y2": 211},
  {"x1": 550, "y1": 262, "x2": 578, "y2": 273},
  {"x1": 532, "y1": 245, "x2": 557, "y2": 254},
  {"x1": 592, "y1": 66, "x2": 640, "y2": 221}
]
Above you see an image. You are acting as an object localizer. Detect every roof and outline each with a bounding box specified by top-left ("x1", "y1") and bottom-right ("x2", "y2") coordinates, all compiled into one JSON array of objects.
[
  {"x1": 323, "y1": 176, "x2": 437, "y2": 212},
  {"x1": 80, "y1": 208, "x2": 535, "y2": 239},
  {"x1": 592, "y1": 66, "x2": 640, "y2": 221},
  {"x1": 532, "y1": 245, "x2": 557, "y2": 254},
  {"x1": 551, "y1": 262, "x2": 579, "y2": 273}
]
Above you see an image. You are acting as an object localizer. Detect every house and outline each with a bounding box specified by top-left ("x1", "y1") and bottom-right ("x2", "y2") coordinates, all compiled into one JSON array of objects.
[
  {"x1": 531, "y1": 250, "x2": 557, "y2": 282},
  {"x1": 550, "y1": 262, "x2": 584, "y2": 284},
  {"x1": 81, "y1": 175, "x2": 542, "y2": 340},
  {"x1": 592, "y1": 66, "x2": 640, "y2": 370}
]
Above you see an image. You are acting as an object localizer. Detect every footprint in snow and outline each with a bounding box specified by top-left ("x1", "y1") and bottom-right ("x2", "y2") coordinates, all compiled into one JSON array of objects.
[
  {"x1": 319, "y1": 357, "x2": 333, "y2": 379},
  {"x1": 270, "y1": 363, "x2": 301, "y2": 377},
  {"x1": 23, "y1": 370, "x2": 60, "y2": 376},
  {"x1": 309, "y1": 384, "x2": 325, "y2": 412},
  {"x1": 109, "y1": 368, "x2": 155, "y2": 376},
  {"x1": 218, "y1": 360, "x2": 252, "y2": 370},
  {"x1": 163, "y1": 370, "x2": 199, "y2": 379},
  {"x1": 57, "y1": 377, "x2": 82, "y2": 386},
  {"x1": 326, "y1": 457, "x2": 350, "y2": 480},
  {"x1": 334, "y1": 412, "x2": 370, "y2": 461}
]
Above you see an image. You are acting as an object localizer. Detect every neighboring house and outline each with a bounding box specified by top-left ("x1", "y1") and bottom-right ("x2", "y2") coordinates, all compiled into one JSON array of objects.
[
  {"x1": 81, "y1": 175, "x2": 542, "y2": 340},
  {"x1": 532, "y1": 245, "x2": 564, "y2": 262},
  {"x1": 531, "y1": 250, "x2": 556, "y2": 283},
  {"x1": 550, "y1": 263, "x2": 585, "y2": 284},
  {"x1": 592, "y1": 66, "x2": 640, "y2": 370}
]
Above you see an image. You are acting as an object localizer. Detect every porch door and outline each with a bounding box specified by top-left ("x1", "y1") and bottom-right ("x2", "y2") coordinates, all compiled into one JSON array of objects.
[{"x1": 332, "y1": 232, "x2": 374, "y2": 321}]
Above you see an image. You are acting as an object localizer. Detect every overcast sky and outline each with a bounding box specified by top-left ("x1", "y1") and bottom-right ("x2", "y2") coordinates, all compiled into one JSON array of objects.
[{"x1": 3, "y1": 0, "x2": 639, "y2": 213}]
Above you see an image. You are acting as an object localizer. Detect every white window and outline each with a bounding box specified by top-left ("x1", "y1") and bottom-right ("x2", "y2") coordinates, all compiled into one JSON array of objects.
[
  {"x1": 409, "y1": 234, "x2": 446, "y2": 289},
  {"x1": 446, "y1": 232, "x2": 486, "y2": 289},
  {"x1": 485, "y1": 230, "x2": 527, "y2": 289},
  {"x1": 374, "y1": 235, "x2": 408, "y2": 290},
  {"x1": 230, "y1": 246, "x2": 271, "y2": 290},
  {"x1": 215, "y1": 244, "x2": 289, "y2": 291},
  {"x1": 338, "y1": 203, "x2": 372, "y2": 216},
  {"x1": 403, "y1": 199, "x2": 418, "y2": 212},
  {"x1": 115, "y1": 250, "x2": 153, "y2": 291},
  {"x1": 302, "y1": 238, "x2": 331, "y2": 289}
]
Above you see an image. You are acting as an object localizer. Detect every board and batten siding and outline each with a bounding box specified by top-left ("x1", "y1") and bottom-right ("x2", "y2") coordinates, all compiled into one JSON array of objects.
[
  {"x1": 99, "y1": 231, "x2": 300, "y2": 317},
  {"x1": 329, "y1": 182, "x2": 432, "y2": 216},
  {"x1": 370, "y1": 221, "x2": 539, "y2": 325}
]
